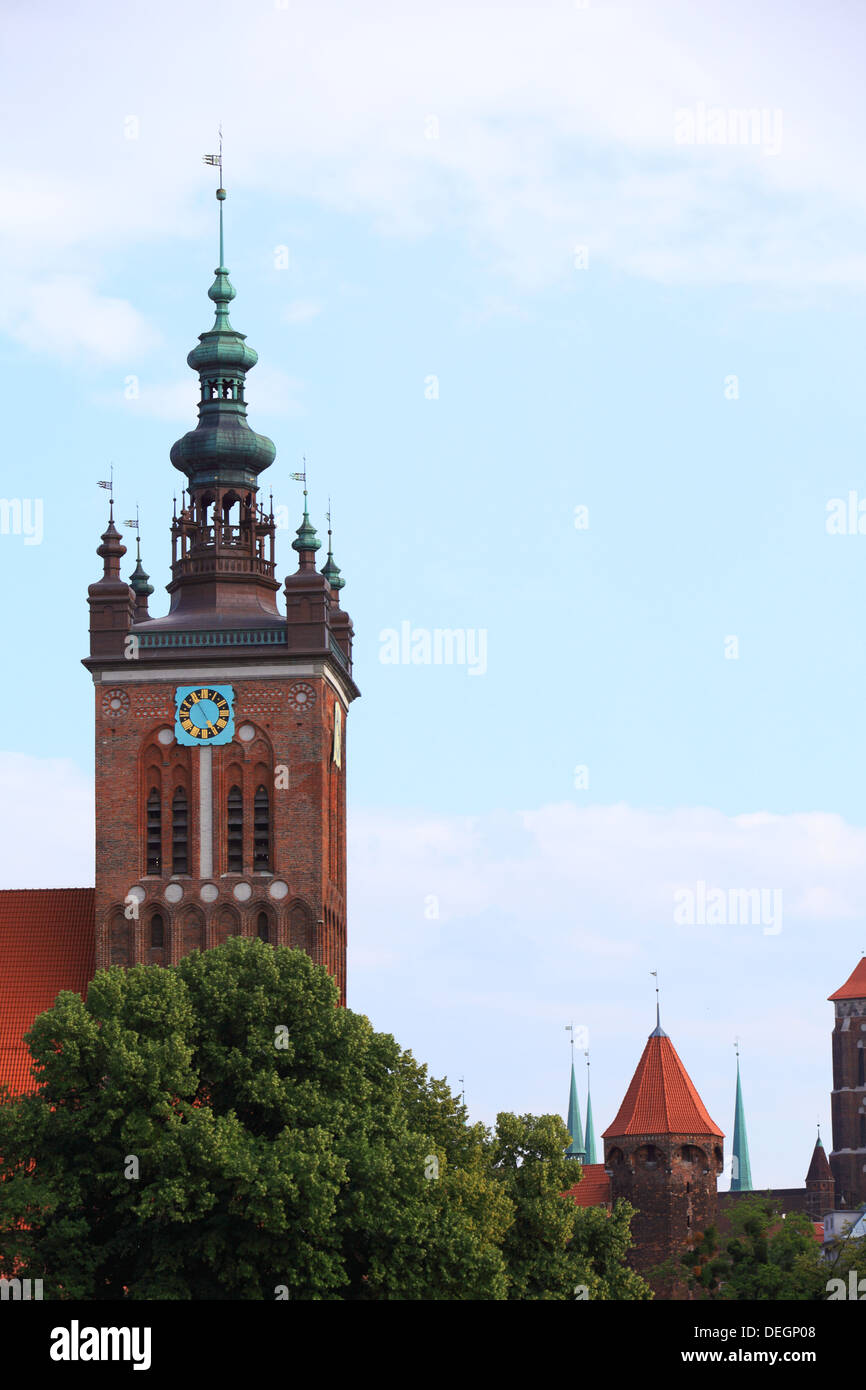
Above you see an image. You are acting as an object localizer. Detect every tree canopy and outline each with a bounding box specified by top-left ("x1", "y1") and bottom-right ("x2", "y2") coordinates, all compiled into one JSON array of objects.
[
  {"x1": 0, "y1": 939, "x2": 649, "y2": 1300},
  {"x1": 680, "y1": 1195, "x2": 859, "y2": 1300}
]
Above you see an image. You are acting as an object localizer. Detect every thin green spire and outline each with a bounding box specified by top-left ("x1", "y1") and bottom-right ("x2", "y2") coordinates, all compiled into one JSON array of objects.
[
  {"x1": 566, "y1": 1058, "x2": 586, "y2": 1160},
  {"x1": 584, "y1": 1052, "x2": 598, "y2": 1163},
  {"x1": 730, "y1": 1045, "x2": 753, "y2": 1192}
]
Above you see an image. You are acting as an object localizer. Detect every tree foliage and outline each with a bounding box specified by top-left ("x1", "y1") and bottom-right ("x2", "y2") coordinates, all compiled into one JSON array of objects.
[
  {"x1": 681, "y1": 1196, "x2": 839, "y2": 1300},
  {"x1": 0, "y1": 940, "x2": 648, "y2": 1300}
]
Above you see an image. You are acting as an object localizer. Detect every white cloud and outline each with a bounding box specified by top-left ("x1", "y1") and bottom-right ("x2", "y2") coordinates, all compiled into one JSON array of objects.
[
  {"x1": 1, "y1": 276, "x2": 160, "y2": 363},
  {"x1": 1, "y1": 0, "x2": 865, "y2": 321}
]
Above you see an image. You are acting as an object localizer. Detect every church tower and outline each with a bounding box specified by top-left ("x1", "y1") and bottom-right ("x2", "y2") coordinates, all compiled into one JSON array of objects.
[
  {"x1": 83, "y1": 183, "x2": 358, "y2": 1003},
  {"x1": 827, "y1": 957, "x2": 866, "y2": 1209},
  {"x1": 602, "y1": 1009, "x2": 724, "y2": 1293}
]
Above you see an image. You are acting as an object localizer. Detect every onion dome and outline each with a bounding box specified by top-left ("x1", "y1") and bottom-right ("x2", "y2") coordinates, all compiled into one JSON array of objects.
[
  {"x1": 170, "y1": 187, "x2": 275, "y2": 489},
  {"x1": 292, "y1": 500, "x2": 321, "y2": 556}
]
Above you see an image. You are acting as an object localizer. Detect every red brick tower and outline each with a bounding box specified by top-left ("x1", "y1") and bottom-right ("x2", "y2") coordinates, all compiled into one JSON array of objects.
[
  {"x1": 602, "y1": 1010, "x2": 724, "y2": 1294},
  {"x1": 828, "y1": 957, "x2": 866, "y2": 1210},
  {"x1": 82, "y1": 184, "x2": 358, "y2": 1003},
  {"x1": 805, "y1": 1132, "x2": 835, "y2": 1220}
]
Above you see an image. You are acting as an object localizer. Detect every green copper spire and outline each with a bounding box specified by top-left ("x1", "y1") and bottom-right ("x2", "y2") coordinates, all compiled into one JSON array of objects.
[
  {"x1": 321, "y1": 507, "x2": 346, "y2": 590},
  {"x1": 170, "y1": 182, "x2": 275, "y2": 489},
  {"x1": 584, "y1": 1053, "x2": 598, "y2": 1164},
  {"x1": 730, "y1": 1046, "x2": 753, "y2": 1192},
  {"x1": 566, "y1": 1058, "x2": 586, "y2": 1160},
  {"x1": 128, "y1": 536, "x2": 153, "y2": 599},
  {"x1": 292, "y1": 490, "x2": 321, "y2": 555}
]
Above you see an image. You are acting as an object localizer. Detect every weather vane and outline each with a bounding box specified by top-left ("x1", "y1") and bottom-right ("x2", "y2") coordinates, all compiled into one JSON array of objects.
[
  {"x1": 96, "y1": 463, "x2": 114, "y2": 501},
  {"x1": 202, "y1": 125, "x2": 224, "y2": 185}
]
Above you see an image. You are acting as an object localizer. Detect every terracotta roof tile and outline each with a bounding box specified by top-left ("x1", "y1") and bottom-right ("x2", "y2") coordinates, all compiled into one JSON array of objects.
[
  {"x1": 828, "y1": 958, "x2": 866, "y2": 1002},
  {"x1": 0, "y1": 889, "x2": 94, "y2": 1095},
  {"x1": 602, "y1": 1033, "x2": 723, "y2": 1139},
  {"x1": 564, "y1": 1163, "x2": 611, "y2": 1208}
]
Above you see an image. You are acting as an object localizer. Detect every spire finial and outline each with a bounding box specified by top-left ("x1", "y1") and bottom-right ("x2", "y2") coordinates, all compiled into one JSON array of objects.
[
  {"x1": 649, "y1": 971, "x2": 667, "y2": 1037},
  {"x1": 291, "y1": 456, "x2": 321, "y2": 557}
]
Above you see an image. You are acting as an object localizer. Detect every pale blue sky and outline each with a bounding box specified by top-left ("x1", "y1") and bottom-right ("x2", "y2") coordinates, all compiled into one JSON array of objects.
[{"x1": 2, "y1": 0, "x2": 866, "y2": 1189}]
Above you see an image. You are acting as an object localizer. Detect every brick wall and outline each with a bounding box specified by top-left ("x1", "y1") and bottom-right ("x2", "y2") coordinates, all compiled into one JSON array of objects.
[{"x1": 93, "y1": 672, "x2": 347, "y2": 1002}]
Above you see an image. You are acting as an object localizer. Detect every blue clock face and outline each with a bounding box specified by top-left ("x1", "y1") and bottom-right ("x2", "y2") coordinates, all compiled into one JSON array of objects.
[{"x1": 175, "y1": 685, "x2": 235, "y2": 746}]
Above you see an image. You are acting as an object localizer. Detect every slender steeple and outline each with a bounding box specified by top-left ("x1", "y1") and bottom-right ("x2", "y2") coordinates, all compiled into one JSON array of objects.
[
  {"x1": 584, "y1": 1052, "x2": 598, "y2": 1163},
  {"x1": 321, "y1": 505, "x2": 346, "y2": 595},
  {"x1": 566, "y1": 1060, "x2": 586, "y2": 1159},
  {"x1": 128, "y1": 535, "x2": 154, "y2": 623},
  {"x1": 730, "y1": 1044, "x2": 753, "y2": 1192}
]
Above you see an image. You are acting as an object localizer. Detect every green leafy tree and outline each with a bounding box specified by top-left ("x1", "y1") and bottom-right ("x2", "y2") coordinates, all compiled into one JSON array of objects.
[
  {"x1": 0, "y1": 940, "x2": 647, "y2": 1300},
  {"x1": 490, "y1": 1112, "x2": 651, "y2": 1300},
  {"x1": 681, "y1": 1196, "x2": 831, "y2": 1300}
]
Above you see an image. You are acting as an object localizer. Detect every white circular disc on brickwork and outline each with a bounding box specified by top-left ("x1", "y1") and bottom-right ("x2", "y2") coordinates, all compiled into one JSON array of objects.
[
  {"x1": 233, "y1": 882, "x2": 252, "y2": 901},
  {"x1": 269, "y1": 880, "x2": 289, "y2": 900},
  {"x1": 165, "y1": 883, "x2": 183, "y2": 903},
  {"x1": 238, "y1": 723, "x2": 256, "y2": 741},
  {"x1": 157, "y1": 727, "x2": 175, "y2": 745},
  {"x1": 200, "y1": 883, "x2": 219, "y2": 902},
  {"x1": 128, "y1": 885, "x2": 146, "y2": 903}
]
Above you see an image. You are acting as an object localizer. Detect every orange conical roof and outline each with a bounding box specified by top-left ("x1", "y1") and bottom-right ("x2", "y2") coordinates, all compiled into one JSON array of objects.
[
  {"x1": 602, "y1": 1026, "x2": 723, "y2": 1139},
  {"x1": 828, "y1": 957, "x2": 866, "y2": 1002}
]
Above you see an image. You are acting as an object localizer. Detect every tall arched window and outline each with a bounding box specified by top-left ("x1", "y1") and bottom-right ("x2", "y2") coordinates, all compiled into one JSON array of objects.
[
  {"x1": 172, "y1": 788, "x2": 189, "y2": 874},
  {"x1": 227, "y1": 785, "x2": 243, "y2": 873},
  {"x1": 146, "y1": 788, "x2": 162, "y2": 874},
  {"x1": 253, "y1": 785, "x2": 271, "y2": 871},
  {"x1": 109, "y1": 913, "x2": 131, "y2": 968},
  {"x1": 151, "y1": 914, "x2": 164, "y2": 948},
  {"x1": 257, "y1": 911, "x2": 270, "y2": 942},
  {"x1": 859, "y1": 1046, "x2": 865, "y2": 1088}
]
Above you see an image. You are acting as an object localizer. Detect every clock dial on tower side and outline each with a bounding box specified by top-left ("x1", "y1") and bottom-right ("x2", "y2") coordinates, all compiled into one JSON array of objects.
[{"x1": 174, "y1": 684, "x2": 235, "y2": 745}]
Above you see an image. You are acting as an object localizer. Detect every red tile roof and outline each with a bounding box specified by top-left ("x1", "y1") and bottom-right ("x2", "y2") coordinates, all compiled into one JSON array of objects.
[
  {"x1": 828, "y1": 957, "x2": 866, "y2": 1002},
  {"x1": 0, "y1": 889, "x2": 94, "y2": 1095},
  {"x1": 602, "y1": 1032, "x2": 723, "y2": 1139},
  {"x1": 564, "y1": 1163, "x2": 611, "y2": 1208}
]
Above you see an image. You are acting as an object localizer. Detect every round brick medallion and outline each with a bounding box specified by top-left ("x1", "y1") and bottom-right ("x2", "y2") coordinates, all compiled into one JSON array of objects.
[
  {"x1": 102, "y1": 688, "x2": 130, "y2": 716},
  {"x1": 287, "y1": 682, "x2": 315, "y2": 713}
]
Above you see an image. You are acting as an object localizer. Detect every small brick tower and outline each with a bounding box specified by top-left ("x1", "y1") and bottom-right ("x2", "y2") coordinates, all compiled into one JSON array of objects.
[
  {"x1": 83, "y1": 180, "x2": 358, "y2": 1002},
  {"x1": 805, "y1": 1131, "x2": 835, "y2": 1220},
  {"x1": 602, "y1": 1007, "x2": 724, "y2": 1294},
  {"x1": 828, "y1": 957, "x2": 866, "y2": 1210}
]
